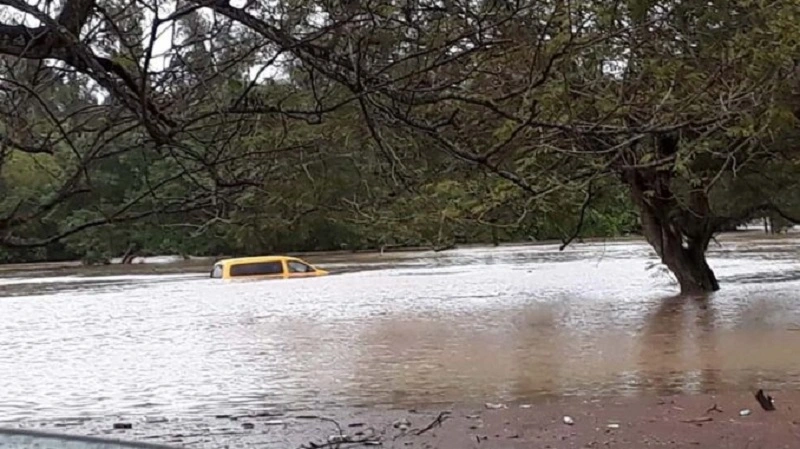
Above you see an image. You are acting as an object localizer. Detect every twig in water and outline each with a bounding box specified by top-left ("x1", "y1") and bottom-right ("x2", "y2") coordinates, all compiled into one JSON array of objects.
[
  {"x1": 559, "y1": 183, "x2": 595, "y2": 251},
  {"x1": 680, "y1": 417, "x2": 713, "y2": 424},
  {"x1": 296, "y1": 415, "x2": 385, "y2": 449},
  {"x1": 304, "y1": 439, "x2": 380, "y2": 449},
  {"x1": 413, "y1": 411, "x2": 451, "y2": 436},
  {"x1": 295, "y1": 415, "x2": 344, "y2": 436},
  {"x1": 302, "y1": 434, "x2": 383, "y2": 449}
]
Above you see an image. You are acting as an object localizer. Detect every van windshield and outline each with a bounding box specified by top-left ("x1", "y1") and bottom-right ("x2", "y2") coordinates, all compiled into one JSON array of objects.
[{"x1": 287, "y1": 261, "x2": 314, "y2": 273}]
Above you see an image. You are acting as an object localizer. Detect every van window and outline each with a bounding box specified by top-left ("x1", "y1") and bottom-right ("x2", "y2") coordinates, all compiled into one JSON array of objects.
[
  {"x1": 229, "y1": 261, "x2": 284, "y2": 277},
  {"x1": 287, "y1": 261, "x2": 313, "y2": 273},
  {"x1": 210, "y1": 264, "x2": 223, "y2": 279}
]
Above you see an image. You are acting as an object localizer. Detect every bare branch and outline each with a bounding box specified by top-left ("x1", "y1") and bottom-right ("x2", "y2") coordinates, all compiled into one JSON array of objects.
[{"x1": 559, "y1": 183, "x2": 596, "y2": 251}]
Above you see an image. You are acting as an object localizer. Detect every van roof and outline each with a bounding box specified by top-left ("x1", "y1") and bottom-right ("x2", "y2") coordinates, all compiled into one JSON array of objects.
[{"x1": 214, "y1": 255, "x2": 301, "y2": 266}]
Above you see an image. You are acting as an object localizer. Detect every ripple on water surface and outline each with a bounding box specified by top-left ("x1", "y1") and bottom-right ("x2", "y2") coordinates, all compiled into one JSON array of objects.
[{"x1": 1, "y1": 234, "x2": 800, "y2": 422}]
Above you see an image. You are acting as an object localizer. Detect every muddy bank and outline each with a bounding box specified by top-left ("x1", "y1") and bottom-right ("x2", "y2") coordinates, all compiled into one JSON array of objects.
[
  {"x1": 410, "y1": 391, "x2": 800, "y2": 449},
  {"x1": 13, "y1": 392, "x2": 799, "y2": 448}
]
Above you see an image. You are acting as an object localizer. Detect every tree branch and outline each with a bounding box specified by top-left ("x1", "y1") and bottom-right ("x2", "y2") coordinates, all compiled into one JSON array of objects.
[
  {"x1": 56, "y1": 0, "x2": 96, "y2": 35},
  {"x1": 559, "y1": 183, "x2": 596, "y2": 251},
  {"x1": 714, "y1": 203, "x2": 800, "y2": 229}
]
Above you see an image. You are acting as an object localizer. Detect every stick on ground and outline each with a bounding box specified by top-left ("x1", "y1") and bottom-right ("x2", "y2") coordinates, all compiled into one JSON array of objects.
[{"x1": 414, "y1": 411, "x2": 451, "y2": 436}]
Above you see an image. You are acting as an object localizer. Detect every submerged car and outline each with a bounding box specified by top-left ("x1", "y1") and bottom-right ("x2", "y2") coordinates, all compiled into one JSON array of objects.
[{"x1": 209, "y1": 255, "x2": 328, "y2": 280}]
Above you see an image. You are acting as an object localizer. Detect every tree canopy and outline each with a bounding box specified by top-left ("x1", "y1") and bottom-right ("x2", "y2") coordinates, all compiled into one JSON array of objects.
[{"x1": 1, "y1": 0, "x2": 799, "y2": 293}]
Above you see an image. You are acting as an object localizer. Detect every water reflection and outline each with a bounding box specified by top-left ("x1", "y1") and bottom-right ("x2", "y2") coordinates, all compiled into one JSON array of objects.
[
  {"x1": 1, "y1": 234, "x2": 800, "y2": 423},
  {"x1": 636, "y1": 295, "x2": 721, "y2": 395}
]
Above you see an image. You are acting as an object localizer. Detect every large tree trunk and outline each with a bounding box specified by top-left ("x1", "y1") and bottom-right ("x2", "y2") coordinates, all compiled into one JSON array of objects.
[
  {"x1": 622, "y1": 134, "x2": 720, "y2": 295},
  {"x1": 636, "y1": 201, "x2": 719, "y2": 294}
]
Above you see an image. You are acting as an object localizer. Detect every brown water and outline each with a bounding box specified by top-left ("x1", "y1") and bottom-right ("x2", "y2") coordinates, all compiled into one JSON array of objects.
[{"x1": 1, "y1": 233, "x2": 800, "y2": 425}]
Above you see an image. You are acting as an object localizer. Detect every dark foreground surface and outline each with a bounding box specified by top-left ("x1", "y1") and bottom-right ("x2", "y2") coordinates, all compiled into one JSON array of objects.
[{"x1": 11, "y1": 391, "x2": 800, "y2": 448}]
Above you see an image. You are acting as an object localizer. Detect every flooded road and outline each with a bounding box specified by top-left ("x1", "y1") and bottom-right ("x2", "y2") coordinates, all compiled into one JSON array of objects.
[{"x1": 2, "y1": 233, "x2": 800, "y2": 427}]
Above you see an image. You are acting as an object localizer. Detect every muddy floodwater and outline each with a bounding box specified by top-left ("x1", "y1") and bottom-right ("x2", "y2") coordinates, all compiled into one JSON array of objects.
[{"x1": 2, "y1": 233, "x2": 800, "y2": 433}]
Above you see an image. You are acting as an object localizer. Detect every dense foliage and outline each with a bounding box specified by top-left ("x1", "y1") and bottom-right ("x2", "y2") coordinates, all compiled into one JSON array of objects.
[{"x1": 1, "y1": 0, "x2": 799, "y2": 292}]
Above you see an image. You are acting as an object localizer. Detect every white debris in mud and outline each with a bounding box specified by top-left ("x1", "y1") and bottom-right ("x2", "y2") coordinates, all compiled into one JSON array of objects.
[
  {"x1": 739, "y1": 409, "x2": 752, "y2": 416},
  {"x1": 563, "y1": 416, "x2": 575, "y2": 425},
  {"x1": 485, "y1": 403, "x2": 507, "y2": 410},
  {"x1": 606, "y1": 423, "x2": 620, "y2": 429},
  {"x1": 328, "y1": 435, "x2": 348, "y2": 444},
  {"x1": 392, "y1": 418, "x2": 411, "y2": 431},
  {"x1": 357, "y1": 428, "x2": 378, "y2": 439},
  {"x1": 519, "y1": 404, "x2": 532, "y2": 409},
  {"x1": 142, "y1": 416, "x2": 168, "y2": 424}
]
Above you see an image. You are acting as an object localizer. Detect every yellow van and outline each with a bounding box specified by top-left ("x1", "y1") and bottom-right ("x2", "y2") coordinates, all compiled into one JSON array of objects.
[{"x1": 209, "y1": 256, "x2": 329, "y2": 280}]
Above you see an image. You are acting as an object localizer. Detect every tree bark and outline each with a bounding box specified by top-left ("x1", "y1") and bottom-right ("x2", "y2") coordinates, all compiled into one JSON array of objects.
[
  {"x1": 636, "y1": 200, "x2": 719, "y2": 294},
  {"x1": 622, "y1": 135, "x2": 720, "y2": 295}
]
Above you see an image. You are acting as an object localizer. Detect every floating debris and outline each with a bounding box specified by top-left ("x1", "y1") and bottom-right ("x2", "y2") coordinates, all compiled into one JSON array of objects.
[
  {"x1": 393, "y1": 418, "x2": 411, "y2": 431},
  {"x1": 241, "y1": 423, "x2": 255, "y2": 430},
  {"x1": 563, "y1": 416, "x2": 574, "y2": 425},
  {"x1": 739, "y1": 409, "x2": 752, "y2": 417},
  {"x1": 113, "y1": 423, "x2": 133, "y2": 430},
  {"x1": 328, "y1": 435, "x2": 348, "y2": 444},
  {"x1": 485, "y1": 403, "x2": 507, "y2": 410},
  {"x1": 53, "y1": 420, "x2": 85, "y2": 428},
  {"x1": 355, "y1": 428, "x2": 377, "y2": 439},
  {"x1": 264, "y1": 420, "x2": 285, "y2": 426},
  {"x1": 245, "y1": 411, "x2": 283, "y2": 418},
  {"x1": 142, "y1": 416, "x2": 168, "y2": 424}
]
